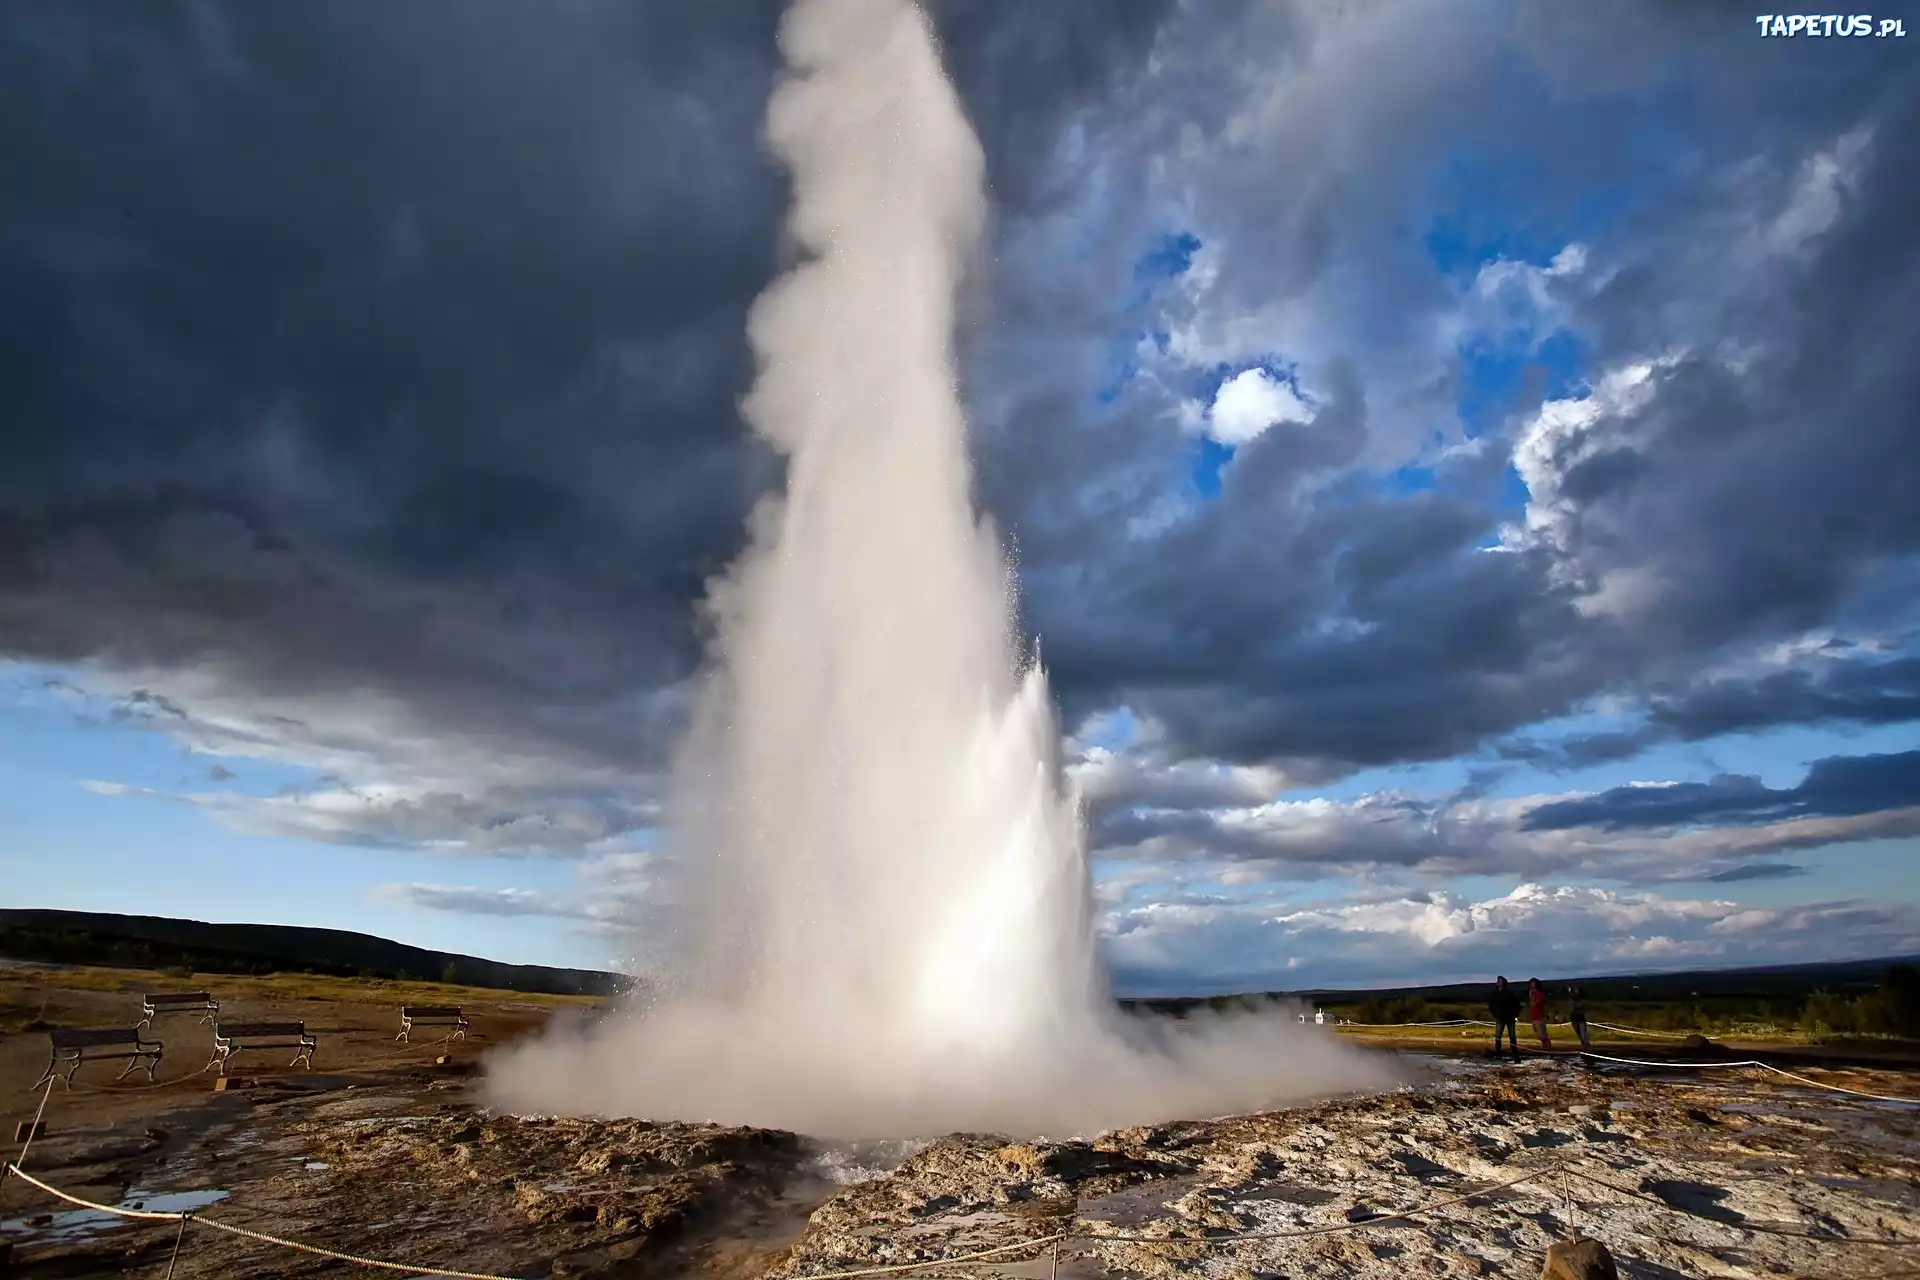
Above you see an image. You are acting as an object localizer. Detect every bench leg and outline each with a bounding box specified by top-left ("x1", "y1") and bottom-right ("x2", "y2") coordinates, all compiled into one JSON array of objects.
[
  {"x1": 452, "y1": 1026, "x2": 468, "y2": 1042},
  {"x1": 60, "y1": 1057, "x2": 83, "y2": 1090},
  {"x1": 396, "y1": 1027, "x2": 410, "y2": 1043},
  {"x1": 292, "y1": 1044, "x2": 314, "y2": 1071},
  {"x1": 30, "y1": 1057, "x2": 56, "y2": 1093},
  {"x1": 114, "y1": 1055, "x2": 141, "y2": 1083},
  {"x1": 205, "y1": 1049, "x2": 227, "y2": 1077}
]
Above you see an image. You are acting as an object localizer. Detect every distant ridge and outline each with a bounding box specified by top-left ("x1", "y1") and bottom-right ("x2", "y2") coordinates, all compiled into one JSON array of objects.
[
  {"x1": 0, "y1": 907, "x2": 627, "y2": 997},
  {"x1": 1117, "y1": 951, "x2": 1920, "y2": 1013}
]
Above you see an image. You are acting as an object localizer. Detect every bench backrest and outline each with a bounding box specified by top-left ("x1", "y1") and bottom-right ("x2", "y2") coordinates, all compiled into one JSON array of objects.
[
  {"x1": 401, "y1": 1006, "x2": 463, "y2": 1018},
  {"x1": 51, "y1": 1027, "x2": 151, "y2": 1049},
  {"x1": 218, "y1": 1021, "x2": 306, "y2": 1039},
  {"x1": 145, "y1": 992, "x2": 214, "y2": 1004}
]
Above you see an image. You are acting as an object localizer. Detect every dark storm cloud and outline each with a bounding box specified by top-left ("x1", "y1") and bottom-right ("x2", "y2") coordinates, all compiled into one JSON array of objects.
[
  {"x1": 0, "y1": 0, "x2": 1182, "y2": 794},
  {"x1": 1507, "y1": 652, "x2": 1920, "y2": 770},
  {"x1": 1650, "y1": 655, "x2": 1920, "y2": 740},
  {"x1": 1705, "y1": 863, "x2": 1806, "y2": 884},
  {"x1": 5, "y1": 0, "x2": 1919, "y2": 874},
  {"x1": 1522, "y1": 749, "x2": 1920, "y2": 833},
  {"x1": 0, "y1": 0, "x2": 791, "y2": 774},
  {"x1": 979, "y1": 3, "x2": 1920, "y2": 783}
]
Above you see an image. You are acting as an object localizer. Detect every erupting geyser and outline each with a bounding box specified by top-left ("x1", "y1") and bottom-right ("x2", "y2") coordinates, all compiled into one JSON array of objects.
[{"x1": 485, "y1": 0, "x2": 1393, "y2": 1137}]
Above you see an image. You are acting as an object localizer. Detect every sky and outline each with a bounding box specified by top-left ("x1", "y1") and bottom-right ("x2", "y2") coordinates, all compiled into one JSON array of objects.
[{"x1": 2, "y1": 0, "x2": 1917, "y2": 995}]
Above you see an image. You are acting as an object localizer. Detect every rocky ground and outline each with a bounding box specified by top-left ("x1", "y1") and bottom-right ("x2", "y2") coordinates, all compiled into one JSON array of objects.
[{"x1": 3, "y1": 1003, "x2": 1917, "y2": 1279}]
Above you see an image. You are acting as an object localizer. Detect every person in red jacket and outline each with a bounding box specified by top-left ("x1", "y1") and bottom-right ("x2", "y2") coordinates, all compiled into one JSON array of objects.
[{"x1": 1527, "y1": 977, "x2": 1553, "y2": 1049}]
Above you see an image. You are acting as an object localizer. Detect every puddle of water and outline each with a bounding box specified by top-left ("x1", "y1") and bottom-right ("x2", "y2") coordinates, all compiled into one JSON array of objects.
[
  {"x1": 1076, "y1": 1175, "x2": 1208, "y2": 1228},
  {"x1": 896, "y1": 1210, "x2": 1015, "y2": 1241},
  {"x1": 1236, "y1": 1183, "x2": 1339, "y2": 1208},
  {"x1": 3, "y1": 1188, "x2": 230, "y2": 1242}
]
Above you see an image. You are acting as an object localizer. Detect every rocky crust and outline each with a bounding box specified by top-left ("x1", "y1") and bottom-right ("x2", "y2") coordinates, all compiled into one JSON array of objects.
[{"x1": 3, "y1": 1057, "x2": 1916, "y2": 1278}]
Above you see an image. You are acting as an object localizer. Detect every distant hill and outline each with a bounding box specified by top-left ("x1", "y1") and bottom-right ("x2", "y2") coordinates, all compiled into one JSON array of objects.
[
  {"x1": 0, "y1": 908, "x2": 628, "y2": 997},
  {"x1": 1118, "y1": 953, "x2": 1920, "y2": 1015}
]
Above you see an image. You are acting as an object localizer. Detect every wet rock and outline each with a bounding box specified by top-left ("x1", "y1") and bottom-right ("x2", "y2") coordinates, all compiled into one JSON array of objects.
[
  {"x1": 1541, "y1": 1235, "x2": 1618, "y2": 1279},
  {"x1": 576, "y1": 1149, "x2": 632, "y2": 1176},
  {"x1": 516, "y1": 1182, "x2": 598, "y2": 1225}
]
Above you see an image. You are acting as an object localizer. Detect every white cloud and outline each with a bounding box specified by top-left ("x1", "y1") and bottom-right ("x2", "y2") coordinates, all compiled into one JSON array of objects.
[
  {"x1": 1083, "y1": 744, "x2": 1920, "y2": 885},
  {"x1": 1205, "y1": 368, "x2": 1312, "y2": 444},
  {"x1": 35, "y1": 666, "x2": 669, "y2": 855},
  {"x1": 1102, "y1": 881, "x2": 1920, "y2": 993},
  {"x1": 1763, "y1": 128, "x2": 1872, "y2": 257},
  {"x1": 1464, "y1": 241, "x2": 1588, "y2": 346}
]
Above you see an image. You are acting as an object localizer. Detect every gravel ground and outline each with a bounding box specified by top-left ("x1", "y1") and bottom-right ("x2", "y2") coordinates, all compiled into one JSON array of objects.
[{"x1": 3, "y1": 1038, "x2": 1916, "y2": 1279}]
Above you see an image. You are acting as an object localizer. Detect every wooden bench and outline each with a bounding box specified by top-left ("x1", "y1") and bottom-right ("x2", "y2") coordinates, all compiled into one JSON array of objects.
[
  {"x1": 207, "y1": 1021, "x2": 316, "y2": 1076},
  {"x1": 34, "y1": 1027, "x2": 164, "y2": 1090},
  {"x1": 397, "y1": 1005, "x2": 469, "y2": 1044},
  {"x1": 139, "y1": 991, "x2": 219, "y2": 1031}
]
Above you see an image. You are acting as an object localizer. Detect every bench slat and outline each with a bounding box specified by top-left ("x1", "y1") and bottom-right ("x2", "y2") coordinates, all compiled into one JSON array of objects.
[
  {"x1": 51, "y1": 1028, "x2": 155, "y2": 1048},
  {"x1": 401, "y1": 1006, "x2": 464, "y2": 1018},
  {"x1": 144, "y1": 992, "x2": 215, "y2": 1004},
  {"x1": 217, "y1": 1022, "x2": 306, "y2": 1038}
]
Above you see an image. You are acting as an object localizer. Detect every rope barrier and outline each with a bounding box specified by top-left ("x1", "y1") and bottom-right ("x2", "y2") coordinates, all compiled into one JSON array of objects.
[
  {"x1": 1578, "y1": 1051, "x2": 1920, "y2": 1105},
  {"x1": 2, "y1": 1163, "x2": 531, "y2": 1280},
  {"x1": 1585, "y1": 1021, "x2": 1694, "y2": 1040},
  {"x1": 1368, "y1": 1018, "x2": 1695, "y2": 1038},
  {"x1": 14, "y1": 1076, "x2": 53, "y2": 1167}
]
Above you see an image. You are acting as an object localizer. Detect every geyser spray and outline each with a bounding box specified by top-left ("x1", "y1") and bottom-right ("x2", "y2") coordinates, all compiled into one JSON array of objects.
[{"x1": 485, "y1": 0, "x2": 1394, "y2": 1138}]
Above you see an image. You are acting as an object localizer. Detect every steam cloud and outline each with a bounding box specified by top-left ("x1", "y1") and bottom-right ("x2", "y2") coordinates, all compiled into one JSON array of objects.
[{"x1": 485, "y1": 0, "x2": 1395, "y2": 1138}]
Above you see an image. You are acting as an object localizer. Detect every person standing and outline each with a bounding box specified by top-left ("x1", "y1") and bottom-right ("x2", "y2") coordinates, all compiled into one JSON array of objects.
[
  {"x1": 1568, "y1": 984, "x2": 1592, "y2": 1051},
  {"x1": 1489, "y1": 976, "x2": 1521, "y2": 1058},
  {"x1": 1528, "y1": 977, "x2": 1553, "y2": 1049}
]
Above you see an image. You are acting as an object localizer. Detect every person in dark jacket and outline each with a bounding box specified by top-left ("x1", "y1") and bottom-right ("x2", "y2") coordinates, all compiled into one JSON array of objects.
[
  {"x1": 1568, "y1": 984, "x2": 1592, "y2": 1051},
  {"x1": 1489, "y1": 976, "x2": 1521, "y2": 1057},
  {"x1": 1528, "y1": 977, "x2": 1553, "y2": 1049}
]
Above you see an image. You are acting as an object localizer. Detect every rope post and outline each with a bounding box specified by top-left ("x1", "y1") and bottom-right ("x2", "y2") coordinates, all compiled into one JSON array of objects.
[{"x1": 165, "y1": 1212, "x2": 191, "y2": 1279}]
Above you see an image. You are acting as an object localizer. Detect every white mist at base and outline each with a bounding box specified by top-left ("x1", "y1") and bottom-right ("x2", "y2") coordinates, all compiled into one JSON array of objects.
[{"x1": 485, "y1": 0, "x2": 1397, "y2": 1139}]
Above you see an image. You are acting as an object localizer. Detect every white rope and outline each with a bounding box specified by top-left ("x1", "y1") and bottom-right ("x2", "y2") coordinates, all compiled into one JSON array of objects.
[
  {"x1": 3, "y1": 1163, "x2": 531, "y2": 1279},
  {"x1": 1585, "y1": 1021, "x2": 1694, "y2": 1039},
  {"x1": 14, "y1": 1076, "x2": 53, "y2": 1168},
  {"x1": 1371, "y1": 1019, "x2": 1696, "y2": 1037},
  {"x1": 1579, "y1": 1051, "x2": 1920, "y2": 1105}
]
